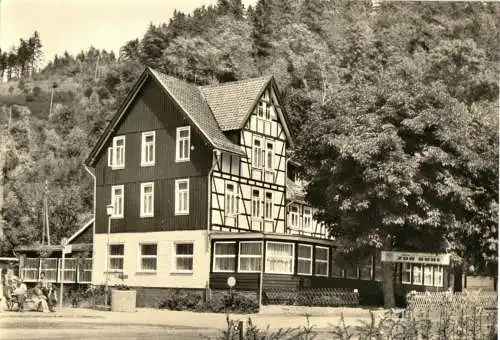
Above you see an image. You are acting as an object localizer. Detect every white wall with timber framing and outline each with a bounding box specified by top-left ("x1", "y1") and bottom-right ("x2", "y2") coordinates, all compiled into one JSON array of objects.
[{"x1": 210, "y1": 85, "x2": 287, "y2": 234}]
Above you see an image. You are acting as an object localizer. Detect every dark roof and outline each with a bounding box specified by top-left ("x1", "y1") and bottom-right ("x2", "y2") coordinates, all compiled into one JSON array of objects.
[
  {"x1": 14, "y1": 243, "x2": 92, "y2": 253},
  {"x1": 200, "y1": 76, "x2": 272, "y2": 131},
  {"x1": 150, "y1": 69, "x2": 245, "y2": 156}
]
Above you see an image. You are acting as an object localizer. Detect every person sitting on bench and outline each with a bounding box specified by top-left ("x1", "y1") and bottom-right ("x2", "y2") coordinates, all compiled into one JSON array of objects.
[
  {"x1": 32, "y1": 282, "x2": 50, "y2": 313},
  {"x1": 11, "y1": 277, "x2": 27, "y2": 312}
]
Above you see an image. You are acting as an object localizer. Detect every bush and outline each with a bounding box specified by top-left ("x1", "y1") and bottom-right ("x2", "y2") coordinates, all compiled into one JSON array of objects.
[{"x1": 159, "y1": 290, "x2": 259, "y2": 314}]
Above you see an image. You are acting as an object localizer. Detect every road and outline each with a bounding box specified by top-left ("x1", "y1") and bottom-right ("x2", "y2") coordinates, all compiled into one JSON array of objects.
[{"x1": 0, "y1": 317, "x2": 220, "y2": 340}]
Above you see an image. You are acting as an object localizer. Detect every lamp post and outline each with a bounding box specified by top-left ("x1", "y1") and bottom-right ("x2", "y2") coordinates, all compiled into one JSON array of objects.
[{"x1": 105, "y1": 204, "x2": 114, "y2": 309}]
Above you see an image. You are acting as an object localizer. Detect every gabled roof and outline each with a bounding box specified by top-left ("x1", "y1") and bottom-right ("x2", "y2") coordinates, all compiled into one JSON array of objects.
[
  {"x1": 85, "y1": 67, "x2": 246, "y2": 166},
  {"x1": 200, "y1": 76, "x2": 272, "y2": 131},
  {"x1": 150, "y1": 69, "x2": 246, "y2": 157},
  {"x1": 67, "y1": 219, "x2": 93, "y2": 244}
]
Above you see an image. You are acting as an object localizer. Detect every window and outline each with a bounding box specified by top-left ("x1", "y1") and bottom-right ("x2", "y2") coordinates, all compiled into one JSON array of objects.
[
  {"x1": 141, "y1": 131, "x2": 155, "y2": 166},
  {"x1": 345, "y1": 262, "x2": 359, "y2": 279},
  {"x1": 303, "y1": 208, "x2": 312, "y2": 232},
  {"x1": 265, "y1": 242, "x2": 294, "y2": 274},
  {"x1": 401, "y1": 263, "x2": 412, "y2": 283},
  {"x1": 257, "y1": 102, "x2": 264, "y2": 118},
  {"x1": 265, "y1": 142, "x2": 274, "y2": 171},
  {"x1": 433, "y1": 266, "x2": 443, "y2": 287},
  {"x1": 289, "y1": 205, "x2": 299, "y2": 229},
  {"x1": 252, "y1": 138, "x2": 263, "y2": 168},
  {"x1": 359, "y1": 257, "x2": 373, "y2": 280},
  {"x1": 139, "y1": 243, "x2": 157, "y2": 272},
  {"x1": 108, "y1": 244, "x2": 124, "y2": 272},
  {"x1": 412, "y1": 264, "x2": 423, "y2": 285},
  {"x1": 252, "y1": 189, "x2": 262, "y2": 218},
  {"x1": 111, "y1": 185, "x2": 124, "y2": 218},
  {"x1": 213, "y1": 242, "x2": 236, "y2": 272},
  {"x1": 108, "y1": 136, "x2": 125, "y2": 169},
  {"x1": 315, "y1": 246, "x2": 329, "y2": 277},
  {"x1": 174, "y1": 243, "x2": 193, "y2": 273},
  {"x1": 140, "y1": 182, "x2": 154, "y2": 217},
  {"x1": 225, "y1": 183, "x2": 237, "y2": 216},
  {"x1": 423, "y1": 265, "x2": 433, "y2": 286},
  {"x1": 238, "y1": 241, "x2": 262, "y2": 272},
  {"x1": 175, "y1": 179, "x2": 189, "y2": 215},
  {"x1": 297, "y1": 244, "x2": 312, "y2": 275},
  {"x1": 176, "y1": 126, "x2": 190, "y2": 162},
  {"x1": 331, "y1": 251, "x2": 344, "y2": 278},
  {"x1": 264, "y1": 191, "x2": 273, "y2": 220}
]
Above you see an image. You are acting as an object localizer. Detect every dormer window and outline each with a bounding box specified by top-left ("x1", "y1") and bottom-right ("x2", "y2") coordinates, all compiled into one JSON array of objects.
[
  {"x1": 141, "y1": 131, "x2": 155, "y2": 166},
  {"x1": 176, "y1": 126, "x2": 190, "y2": 162},
  {"x1": 108, "y1": 136, "x2": 125, "y2": 169}
]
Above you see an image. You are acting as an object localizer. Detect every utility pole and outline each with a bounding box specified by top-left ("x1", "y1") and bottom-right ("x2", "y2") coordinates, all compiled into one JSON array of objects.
[{"x1": 44, "y1": 180, "x2": 50, "y2": 245}]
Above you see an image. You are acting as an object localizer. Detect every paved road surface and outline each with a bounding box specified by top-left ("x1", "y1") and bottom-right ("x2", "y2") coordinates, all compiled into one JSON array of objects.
[{"x1": 0, "y1": 317, "x2": 220, "y2": 340}]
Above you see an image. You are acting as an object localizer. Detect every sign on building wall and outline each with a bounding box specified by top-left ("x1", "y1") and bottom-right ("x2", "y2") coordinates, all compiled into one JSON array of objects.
[{"x1": 381, "y1": 251, "x2": 450, "y2": 265}]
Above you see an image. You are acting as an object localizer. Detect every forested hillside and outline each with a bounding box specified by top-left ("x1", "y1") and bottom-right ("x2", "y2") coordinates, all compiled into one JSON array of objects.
[{"x1": 0, "y1": 0, "x2": 498, "y2": 280}]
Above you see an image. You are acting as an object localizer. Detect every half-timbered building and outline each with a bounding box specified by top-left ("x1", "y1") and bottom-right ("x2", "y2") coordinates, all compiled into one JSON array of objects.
[{"x1": 84, "y1": 68, "x2": 456, "y2": 307}]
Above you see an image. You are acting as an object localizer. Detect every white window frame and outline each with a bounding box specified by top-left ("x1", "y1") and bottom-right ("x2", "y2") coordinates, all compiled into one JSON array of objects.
[
  {"x1": 111, "y1": 185, "x2": 124, "y2": 219},
  {"x1": 412, "y1": 264, "x2": 423, "y2": 285},
  {"x1": 289, "y1": 205, "x2": 299, "y2": 230},
  {"x1": 141, "y1": 131, "x2": 155, "y2": 166},
  {"x1": 315, "y1": 246, "x2": 329, "y2": 277},
  {"x1": 238, "y1": 241, "x2": 262, "y2": 273},
  {"x1": 138, "y1": 243, "x2": 157, "y2": 273},
  {"x1": 176, "y1": 126, "x2": 190, "y2": 162},
  {"x1": 251, "y1": 189, "x2": 262, "y2": 219},
  {"x1": 140, "y1": 182, "x2": 154, "y2": 217},
  {"x1": 173, "y1": 242, "x2": 194, "y2": 273},
  {"x1": 401, "y1": 263, "x2": 412, "y2": 284},
  {"x1": 213, "y1": 241, "x2": 236, "y2": 273},
  {"x1": 108, "y1": 135, "x2": 125, "y2": 169},
  {"x1": 252, "y1": 137, "x2": 264, "y2": 168},
  {"x1": 175, "y1": 179, "x2": 189, "y2": 215},
  {"x1": 108, "y1": 243, "x2": 124, "y2": 272},
  {"x1": 297, "y1": 244, "x2": 313, "y2": 276},
  {"x1": 265, "y1": 141, "x2": 274, "y2": 171},
  {"x1": 265, "y1": 241, "x2": 294, "y2": 275},
  {"x1": 225, "y1": 183, "x2": 237, "y2": 217},
  {"x1": 433, "y1": 265, "x2": 444, "y2": 287},
  {"x1": 423, "y1": 265, "x2": 434, "y2": 286},
  {"x1": 303, "y1": 208, "x2": 312, "y2": 232},
  {"x1": 264, "y1": 191, "x2": 273, "y2": 221}
]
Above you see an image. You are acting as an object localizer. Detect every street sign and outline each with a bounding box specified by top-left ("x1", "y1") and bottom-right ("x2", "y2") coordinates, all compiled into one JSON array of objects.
[
  {"x1": 381, "y1": 251, "x2": 450, "y2": 265},
  {"x1": 63, "y1": 245, "x2": 72, "y2": 254},
  {"x1": 227, "y1": 276, "x2": 236, "y2": 288}
]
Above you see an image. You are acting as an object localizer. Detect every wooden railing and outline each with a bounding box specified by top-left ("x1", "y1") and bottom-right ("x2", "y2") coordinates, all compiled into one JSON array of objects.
[{"x1": 20, "y1": 257, "x2": 92, "y2": 284}]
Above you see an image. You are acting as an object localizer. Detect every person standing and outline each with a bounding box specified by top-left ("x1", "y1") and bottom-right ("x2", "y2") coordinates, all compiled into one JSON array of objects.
[{"x1": 46, "y1": 282, "x2": 57, "y2": 312}]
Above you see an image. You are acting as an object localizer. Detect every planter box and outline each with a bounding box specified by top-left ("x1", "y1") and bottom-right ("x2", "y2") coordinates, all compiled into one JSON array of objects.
[{"x1": 111, "y1": 290, "x2": 136, "y2": 312}]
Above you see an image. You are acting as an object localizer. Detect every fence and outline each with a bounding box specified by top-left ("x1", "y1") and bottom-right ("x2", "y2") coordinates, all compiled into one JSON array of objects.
[
  {"x1": 403, "y1": 290, "x2": 498, "y2": 339},
  {"x1": 263, "y1": 288, "x2": 359, "y2": 307},
  {"x1": 20, "y1": 257, "x2": 92, "y2": 284}
]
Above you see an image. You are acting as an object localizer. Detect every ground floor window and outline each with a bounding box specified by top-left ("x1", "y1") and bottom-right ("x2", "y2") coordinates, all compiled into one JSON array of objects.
[
  {"x1": 139, "y1": 243, "x2": 157, "y2": 272},
  {"x1": 315, "y1": 246, "x2": 329, "y2": 277},
  {"x1": 238, "y1": 241, "x2": 262, "y2": 272},
  {"x1": 109, "y1": 244, "x2": 124, "y2": 272},
  {"x1": 265, "y1": 242, "x2": 294, "y2": 274},
  {"x1": 174, "y1": 243, "x2": 193, "y2": 273},
  {"x1": 400, "y1": 263, "x2": 444, "y2": 287},
  {"x1": 297, "y1": 244, "x2": 313, "y2": 275},
  {"x1": 213, "y1": 242, "x2": 236, "y2": 272}
]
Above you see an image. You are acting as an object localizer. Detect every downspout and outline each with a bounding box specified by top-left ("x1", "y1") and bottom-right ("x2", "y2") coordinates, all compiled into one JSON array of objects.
[
  {"x1": 206, "y1": 150, "x2": 220, "y2": 296},
  {"x1": 84, "y1": 164, "x2": 96, "y2": 261}
]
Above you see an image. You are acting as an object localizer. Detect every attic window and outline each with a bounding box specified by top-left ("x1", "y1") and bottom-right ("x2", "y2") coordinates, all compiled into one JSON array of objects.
[{"x1": 176, "y1": 126, "x2": 191, "y2": 162}]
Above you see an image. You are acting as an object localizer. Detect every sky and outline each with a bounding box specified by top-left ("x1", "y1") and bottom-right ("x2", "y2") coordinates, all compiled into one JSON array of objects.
[{"x1": 0, "y1": 0, "x2": 257, "y2": 66}]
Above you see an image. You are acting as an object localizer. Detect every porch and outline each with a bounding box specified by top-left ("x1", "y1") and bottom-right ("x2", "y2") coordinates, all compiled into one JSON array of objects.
[{"x1": 20, "y1": 257, "x2": 92, "y2": 284}]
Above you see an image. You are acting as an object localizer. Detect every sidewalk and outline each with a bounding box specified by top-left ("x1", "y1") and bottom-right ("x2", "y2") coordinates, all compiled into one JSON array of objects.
[{"x1": 1, "y1": 305, "x2": 385, "y2": 331}]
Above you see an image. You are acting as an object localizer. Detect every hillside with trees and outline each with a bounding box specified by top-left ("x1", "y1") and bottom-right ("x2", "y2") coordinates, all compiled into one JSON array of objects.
[{"x1": 0, "y1": 0, "x2": 498, "y2": 306}]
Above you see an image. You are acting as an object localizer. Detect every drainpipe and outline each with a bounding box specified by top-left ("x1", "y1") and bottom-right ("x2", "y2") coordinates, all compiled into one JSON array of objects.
[{"x1": 84, "y1": 164, "x2": 96, "y2": 281}]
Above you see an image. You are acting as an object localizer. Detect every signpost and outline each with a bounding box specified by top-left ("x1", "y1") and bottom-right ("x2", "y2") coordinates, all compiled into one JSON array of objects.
[
  {"x1": 381, "y1": 251, "x2": 450, "y2": 265},
  {"x1": 227, "y1": 276, "x2": 236, "y2": 298},
  {"x1": 59, "y1": 238, "x2": 71, "y2": 308}
]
